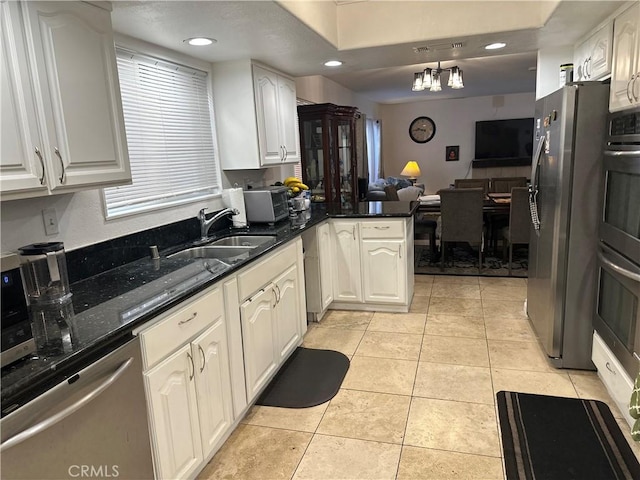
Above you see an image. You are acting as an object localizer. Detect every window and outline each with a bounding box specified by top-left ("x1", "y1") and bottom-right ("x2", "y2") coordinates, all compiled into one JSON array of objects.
[
  {"x1": 103, "y1": 48, "x2": 221, "y2": 218},
  {"x1": 366, "y1": 118, "x2": 382, "y2": 181}
]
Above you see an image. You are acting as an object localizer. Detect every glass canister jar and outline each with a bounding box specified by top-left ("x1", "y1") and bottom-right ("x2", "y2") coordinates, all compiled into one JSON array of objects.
[{"x1": 18, "y1": 242, "x2": 71, "y2": 305}]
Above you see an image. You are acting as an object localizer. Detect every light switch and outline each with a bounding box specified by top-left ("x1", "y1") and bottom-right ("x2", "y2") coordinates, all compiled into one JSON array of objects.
[{"x1": 42, "y1": 208, "x2": 59, "y2": 235}]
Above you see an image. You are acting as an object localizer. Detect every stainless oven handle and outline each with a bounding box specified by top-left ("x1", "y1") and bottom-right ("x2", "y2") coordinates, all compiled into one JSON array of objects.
[
  {"x1": 0, "y1": 357, "x2": 133, "y2": 452},
  {"x1": 598, "y1": 250, "x2": 640, "y2": 282},
  {"x1": 603, "y1": 150, "x2": 640, "y2": 157}
]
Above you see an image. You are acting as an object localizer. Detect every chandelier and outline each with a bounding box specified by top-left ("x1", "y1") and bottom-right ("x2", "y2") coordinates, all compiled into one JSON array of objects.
[{"x1": 412, "y1": 61, "x2": 464, "y2": 92}]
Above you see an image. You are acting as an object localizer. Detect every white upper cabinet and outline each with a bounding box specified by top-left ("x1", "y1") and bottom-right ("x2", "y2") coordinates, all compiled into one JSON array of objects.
[
  {"x1": 573, "y1": 21, "x2": 613, "y2": 81},
  {"x1": 610, "y1": 3, "x2": 640, "y2": 111},
  {"x1": 1, "y1": 1, "x2": 130, "y2": 200},
  {"x1": 1, "y1": 1, "x2": 47, "y2": 197},
  {"x1": 212, "y1": 60, "x2": 300, "y2": 170}
]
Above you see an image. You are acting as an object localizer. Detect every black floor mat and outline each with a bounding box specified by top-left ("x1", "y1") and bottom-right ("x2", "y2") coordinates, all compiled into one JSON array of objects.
[
  {"x1": 256, "y1": 347, "x2": 350, "y2": 408},
  {"x1": 497, "y1": 391, "x2": 640, "y2": 480}
]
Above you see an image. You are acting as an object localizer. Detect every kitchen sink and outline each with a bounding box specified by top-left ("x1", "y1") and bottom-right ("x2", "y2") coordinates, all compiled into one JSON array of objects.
[
  {"x1": 168, "y1": 246, "x2": 254, "y2": 262},
  {"x1": 207, "y1": 235, "x2": 276, "y2": 247}
]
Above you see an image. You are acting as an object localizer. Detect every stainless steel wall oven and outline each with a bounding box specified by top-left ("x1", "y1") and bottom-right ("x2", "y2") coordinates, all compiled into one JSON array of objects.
[{"x1": 594, "y1": 108, "x2": 640, "y2": 379}]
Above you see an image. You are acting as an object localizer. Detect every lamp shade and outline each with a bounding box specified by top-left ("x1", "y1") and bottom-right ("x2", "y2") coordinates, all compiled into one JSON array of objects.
[{"x1": 400, "y1": 161, "x2": 421, "y2": 179}]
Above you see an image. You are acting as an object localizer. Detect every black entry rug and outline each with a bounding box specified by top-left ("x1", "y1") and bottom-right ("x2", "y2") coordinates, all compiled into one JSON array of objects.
[
  {"x1": 415, "y1": 244, "x2": 528, "y2": 277},
  {"x1": 497, "y1": 391, "x2": 640, "y2": 480},
  {"x1": 256, "y1": 347, "x2": 349, "y2": 408}
]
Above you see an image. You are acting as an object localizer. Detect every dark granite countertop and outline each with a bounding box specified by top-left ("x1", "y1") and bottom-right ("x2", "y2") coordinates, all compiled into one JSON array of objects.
[{"x1": 1, "y1": 200, "x2": 418, "y2": 414}]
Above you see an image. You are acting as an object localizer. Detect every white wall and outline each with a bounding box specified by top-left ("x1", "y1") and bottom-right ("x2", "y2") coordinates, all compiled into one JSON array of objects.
[
  {"x1": 295, "y1": 75, "x2": 379, "y2": 118},
  {"x1": 379, "y1": 92, "x2": 535, "y2": 195},
  {"x1": 536, "y1": 46, "x2": 574, "y2": 100}
]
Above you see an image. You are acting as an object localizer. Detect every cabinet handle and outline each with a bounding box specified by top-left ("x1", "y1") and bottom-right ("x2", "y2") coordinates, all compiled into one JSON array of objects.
[
  {"x1": 586, "y1": 56, "x2": 592, "y2": 78},
  {"x1": 626, "y1": 76, "x2": 634, "y2": 104},
  {"x1": 187, "y1": 352, "x2": 195, "y2": 380},
  {"x1": 275, "y1": 284, "x2": 281, "y2": 303},
  {"x1": 352, "y1": 226, "x2": 356, "y2": 240},
  {"x1": 272, "y1": 287, "x2": 277, "y2": 308},
  {"x1": 198, "y1": 345, "x2": 205, "y2": 373},
  {"x1": 605, "y1": 361, "x2": 617, "y2": 376},
  {"x1": 54, "y1": 147, "x2": 65, "y2": 183},
  {"x1": 633, "y1": 73, "x2": 640, "y2": 103},
  {"x1": 178, "y1": 312, "x2": 198, "y2": 325},
  {"x1": 34, "y1": 147, "x2": 45, "y2": 185},
  {"x1": 374, "y1": 226, "x2": 390, "y2": 230},
  {"x1": 399, "y1": 245, "x2": 402, "y2": 259}
]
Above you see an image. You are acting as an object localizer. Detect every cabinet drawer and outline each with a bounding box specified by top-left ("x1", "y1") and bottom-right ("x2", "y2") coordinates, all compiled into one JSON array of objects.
[
  {"x1": 237, "y1": 240, "x2": 299, "y2": 301},
  {"x1": 360, "y1": 220, "x2": 404, "y2": 239},
  {"x1": 140, "y1": 287, "x2": 222, "y2": 369},
  {"x1": 592, "y1": 332, "x2": 634, "y2": 420}
]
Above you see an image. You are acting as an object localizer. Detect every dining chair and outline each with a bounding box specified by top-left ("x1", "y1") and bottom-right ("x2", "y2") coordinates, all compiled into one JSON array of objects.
[
  {"x1": 454, "y1": 178, "x2": 490, "y2": 195},
  {"x1": 501, "y1": 187, "x2": 531, "y2": 275},
  {"x1": 490, "y1": 176, "x2": 528, "y2": 193},
  {"x1": 439, "y1": 188, "x2": 485, "y2": 273}
]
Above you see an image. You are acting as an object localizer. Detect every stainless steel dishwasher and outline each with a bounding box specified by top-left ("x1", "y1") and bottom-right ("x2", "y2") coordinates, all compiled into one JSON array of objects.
[{"x1": 0, "y1": 337, "x2": 154, "y2": 479}]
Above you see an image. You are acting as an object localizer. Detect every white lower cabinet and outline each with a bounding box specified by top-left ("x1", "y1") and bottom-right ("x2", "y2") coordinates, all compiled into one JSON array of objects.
[
  {"x1": 361, "y1": 239, "x2": 406, "y2": 304},
  {"x1": 274, "y1": 264, "x2": 303, "y2": 360},
  {"x1": 139, "y1": 285, "x2": 233, "y2": 480},
  {"x1": 331, "y1": 220, "x2": 363, "y2": 302},
  {"x1": 329, "y1": 218, "x2": 413, "y2": 310},
  {"x1": 241, "y1": 286, "x2": 279, "y2": 400},
  {"x1": 145, "y1": 345, "x2": 203, "y2": 480},
  {"x1": 237, "y1": 238, "x2": 306, "y2": 403}
]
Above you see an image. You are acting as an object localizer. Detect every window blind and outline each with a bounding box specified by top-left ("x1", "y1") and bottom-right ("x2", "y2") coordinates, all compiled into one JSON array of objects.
[{"x1": 103, "y1": 48, "x2": 221, "y2": 218}]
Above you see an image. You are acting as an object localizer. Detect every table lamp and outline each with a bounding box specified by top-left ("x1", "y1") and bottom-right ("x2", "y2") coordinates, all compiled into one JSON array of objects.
[{"x1": 400, "y1": 161, "x2": 421, "y2": 184}]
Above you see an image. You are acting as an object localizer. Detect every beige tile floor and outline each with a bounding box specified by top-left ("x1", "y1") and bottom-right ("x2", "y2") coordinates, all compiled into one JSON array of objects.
[{"x1": 199, "y1": 274, "x2": 640, "y2": 480}]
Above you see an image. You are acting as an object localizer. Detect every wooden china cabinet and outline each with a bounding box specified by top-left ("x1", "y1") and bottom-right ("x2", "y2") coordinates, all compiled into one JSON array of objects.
[{"x1": 297, "y1": 103, "x2": 359, "y2": 204}]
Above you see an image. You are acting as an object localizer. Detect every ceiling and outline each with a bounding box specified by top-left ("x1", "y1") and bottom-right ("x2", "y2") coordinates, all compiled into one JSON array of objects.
[{"x1": 110, "y1": 1, "x2": 627, "y2": 104}]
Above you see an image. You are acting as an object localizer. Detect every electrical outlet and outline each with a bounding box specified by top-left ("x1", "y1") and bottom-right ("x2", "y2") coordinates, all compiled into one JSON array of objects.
[{"x1": 42, "y1": 208, "x2": 59, "y2": 235}]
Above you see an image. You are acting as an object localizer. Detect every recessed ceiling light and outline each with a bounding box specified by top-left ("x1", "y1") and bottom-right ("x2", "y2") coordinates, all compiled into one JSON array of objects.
[
  {"x1": 184, "y1": 37, "x2": 216, "y2": 46},
  {"x1": 324, "y1": 60, "x2": 343, "y2": 67},
  {"x1": 485, "y1": 42, "x2": 506, "y2": 50}
]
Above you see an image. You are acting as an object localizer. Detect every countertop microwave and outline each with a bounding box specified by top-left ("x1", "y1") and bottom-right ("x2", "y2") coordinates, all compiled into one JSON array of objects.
[{"x1": 243, "y1": 186, "x2": 289, "y2": 223}]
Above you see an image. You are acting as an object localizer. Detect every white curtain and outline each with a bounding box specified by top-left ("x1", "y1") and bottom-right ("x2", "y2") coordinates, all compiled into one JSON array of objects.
[{"x1": 366, "y1": 118, "x2": 382, "y2": 181}]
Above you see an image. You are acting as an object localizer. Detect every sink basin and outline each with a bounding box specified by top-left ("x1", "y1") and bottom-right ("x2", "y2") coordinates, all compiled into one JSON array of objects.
[
  {"x1": 208, "y1": 235, "x2": 276, "y2": 247},
  {"x1": 168, "y1": 246, "x2": 254, "y2": 262}
]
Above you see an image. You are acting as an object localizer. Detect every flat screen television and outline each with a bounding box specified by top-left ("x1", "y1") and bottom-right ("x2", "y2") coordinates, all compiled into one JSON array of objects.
[{"x1": 473, "y1": 117, "x2": 534, "y2": 167}]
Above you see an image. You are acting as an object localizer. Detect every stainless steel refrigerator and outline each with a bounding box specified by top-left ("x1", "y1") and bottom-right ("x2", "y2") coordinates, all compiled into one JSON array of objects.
[{"x1": 527, "y1": 82, "x2": 609, "y2": 370}]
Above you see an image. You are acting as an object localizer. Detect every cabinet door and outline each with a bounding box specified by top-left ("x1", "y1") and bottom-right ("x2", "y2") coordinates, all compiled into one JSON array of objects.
[
  {"x1": 331, "y1": 220, "x2": 362, "y2": 302},
  {"x1": 589, "y1": 22, "x2": 613, "y2": 80},
  {"x1": 0, "y1": 2, "x2": 47, "y2": 197},
  {"x1": 240, "y1": 287, "x2": 278, "y2": 401},
  {"x1": 277, "y1": 74, "x2": 300, "y2": 164},
  {"x1": 145, "y1": 345, "x2": 203, "y2": 480},
  {"x1": 192, "y1": 321, "x2": 233, "y2": 459},
  {"x1": 318, "y1": 222, "x2": 334, "y2": 310},
  {"x1": 573, "y1": 40, "x2": 589, "y2": 81},
  {"x1": 361, "y1": 239, "x2": 407, "y2": 304},
  {"x1": 253, "y1": 66, "x2": 283, "y2": 165},
  {"x1": 610, "y1": 4, "x2": 639, "y2": 111},
  {"x1": 274, "y1": 264, "x2": 302, "y2": 361},
  {"x1": 21, "y1": 1, "x2": 130, "y2": 190}
]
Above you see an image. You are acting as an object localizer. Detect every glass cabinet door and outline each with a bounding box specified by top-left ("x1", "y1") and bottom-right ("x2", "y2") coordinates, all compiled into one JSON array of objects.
[
  {"x1": 337, "y1": 120, "x2": 352, "y2": 204},
  {"x1": 300, "y1": 119, "x2": 325, "y2": 201}
]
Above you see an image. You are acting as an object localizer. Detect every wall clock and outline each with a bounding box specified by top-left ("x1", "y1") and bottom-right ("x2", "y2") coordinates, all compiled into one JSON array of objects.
[{"x1": 409, "y1": 116, "x2": 436, "y2": 143}]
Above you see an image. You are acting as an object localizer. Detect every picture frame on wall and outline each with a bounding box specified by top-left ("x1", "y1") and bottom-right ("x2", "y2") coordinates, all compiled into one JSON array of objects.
[{"x1": 446, "y1": 145, "x2": 459, "y2": 162}]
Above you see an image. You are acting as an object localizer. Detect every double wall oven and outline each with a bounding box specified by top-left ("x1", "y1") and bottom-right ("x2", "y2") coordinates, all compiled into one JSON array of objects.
[{"x1": 594, "y1": 108, "x2": 640, "y2": 380}]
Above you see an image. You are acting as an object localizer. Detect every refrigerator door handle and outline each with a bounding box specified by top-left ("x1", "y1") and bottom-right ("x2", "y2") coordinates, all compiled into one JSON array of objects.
[{"x1": 528, "y1": 136, "x2": 545, "y2": 231}]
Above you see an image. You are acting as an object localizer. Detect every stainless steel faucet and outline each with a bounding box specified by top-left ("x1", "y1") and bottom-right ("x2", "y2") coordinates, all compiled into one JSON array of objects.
[{"x1": 198, "y1": 207, "x2": 239, "y2": 241}]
